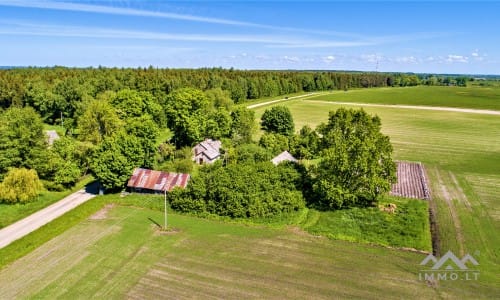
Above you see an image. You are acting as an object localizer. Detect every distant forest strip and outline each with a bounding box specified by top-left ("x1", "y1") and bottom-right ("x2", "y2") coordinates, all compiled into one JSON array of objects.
[{"x1": 0, "y1": 67, "x2": 467, "y2": 123}]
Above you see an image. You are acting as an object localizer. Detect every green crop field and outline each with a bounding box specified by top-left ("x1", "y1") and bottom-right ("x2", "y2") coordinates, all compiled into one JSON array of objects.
[{"x1": 307, "y1": 86, "x2": 500, "y2": 111}]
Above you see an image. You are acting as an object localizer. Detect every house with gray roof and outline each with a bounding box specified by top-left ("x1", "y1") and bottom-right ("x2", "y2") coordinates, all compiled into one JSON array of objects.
[{"x1": 192, "y1": 139, "x2": 222, "y2": 164}]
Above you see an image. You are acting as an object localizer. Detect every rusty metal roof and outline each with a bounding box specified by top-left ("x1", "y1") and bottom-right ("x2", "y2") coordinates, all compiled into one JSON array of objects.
[{"x1": 127, "y1": 168, "x2": 190, "y2": 192}]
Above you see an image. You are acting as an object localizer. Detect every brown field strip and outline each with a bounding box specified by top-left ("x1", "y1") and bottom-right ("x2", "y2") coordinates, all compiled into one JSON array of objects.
[{"x1": 390, "y1": 161, "x2": 430, "y2": 200}]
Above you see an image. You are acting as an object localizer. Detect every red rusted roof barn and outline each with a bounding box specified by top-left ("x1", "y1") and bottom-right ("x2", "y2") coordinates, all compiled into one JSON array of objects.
[{"x1": 127, "y1": 168, "x2": 190, "y2": 193}]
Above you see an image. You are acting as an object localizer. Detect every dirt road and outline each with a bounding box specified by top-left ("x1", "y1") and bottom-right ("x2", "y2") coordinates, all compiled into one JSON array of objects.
[
  {"x1": 246, "y1": 93, "x2": 321, "y2": 109},
  {"x1": 0, "y1": 189, "x2": 96, "y2": 249},
  {"x1": 306, "y1": 100, "x2": 500, "y2": 115}
]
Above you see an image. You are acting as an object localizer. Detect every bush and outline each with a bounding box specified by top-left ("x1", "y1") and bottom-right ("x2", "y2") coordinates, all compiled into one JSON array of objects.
[
  {"x1": 0, "y1": 168, "x2": 44, "y2": 204},
  {"x1": 169, "y1": 162, "x2": 306, "y2": 218}
]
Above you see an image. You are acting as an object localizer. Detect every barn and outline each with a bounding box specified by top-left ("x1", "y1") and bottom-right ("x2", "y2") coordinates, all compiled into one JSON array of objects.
[{"x1": 127, "y1": 168, "x2": 190, "y2": 194}]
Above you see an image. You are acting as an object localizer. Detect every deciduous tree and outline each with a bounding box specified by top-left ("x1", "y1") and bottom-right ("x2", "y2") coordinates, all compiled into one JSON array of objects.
[
  {"x1": 261, "y1": 106, "x2": 295, "y2": 136},
  {"x1": 313, "y1": 108, "x2": 396, "y2": 209}
]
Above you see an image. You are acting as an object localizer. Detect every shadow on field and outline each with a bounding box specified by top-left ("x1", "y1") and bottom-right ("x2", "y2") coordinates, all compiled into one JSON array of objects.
[{"x1": 148, "y1": 217, "x2": 162, "y2": 229}]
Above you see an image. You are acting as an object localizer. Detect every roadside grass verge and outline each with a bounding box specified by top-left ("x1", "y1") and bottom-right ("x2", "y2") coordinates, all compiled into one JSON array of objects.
[
  {"x1": 302, "y1": 196, "x2": 432, "y2": 252},
  {"x1": 0, "y1": 175, "x2": 95, "y2": 229},
  {"x1": 307, "y1": 86, "x2": 500, "y2": 110},
  {"x1": 0, "y1": 194, "x2": 108, "y2": 269}
]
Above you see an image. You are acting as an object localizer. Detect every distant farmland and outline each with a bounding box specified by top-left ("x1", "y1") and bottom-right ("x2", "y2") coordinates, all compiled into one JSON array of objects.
[{"x1": 307, "y1": 86, "x2": 500, "y2": 111}]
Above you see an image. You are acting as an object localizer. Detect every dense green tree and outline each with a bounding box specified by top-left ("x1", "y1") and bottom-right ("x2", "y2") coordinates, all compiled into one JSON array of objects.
[
  {"x1": 125, "y1": 115, "x2": 160, "y2": 168},
  {"x1": 164, "y1": 88, "x2": 210, "y2": 146},
  {"x1": 290, "y1": 125, "x2": 320, "y2": 159},
  {"x1": 108, "y1": 89, "x2": 166, "y2": 127},
  {"x1": 313, "y1": 108, "x2": 396, "y2": 209},
  {"x1": 90, "y1": 131, "x2": 144, "y2": 190},
  {"x1": 261, "y1": 106, "x2": 295, "y2": 136},
  {"x1": 0, "y1": 168, "x2": 43, "y2": 204},
  {"x1": 230, "y1": 107, "x2": 256, "y2": 144},
  {"x1": 259, "y1": 133, "x2": 290, "y2": 155},
  {"x1": 231, "y1": 144, "x2": 272, "y2": 164},
  {"x1": 205, "y1": 108, "x2": 232, "y2": 140},
  {"x1": 204, "y1": 88, "x2": 233, "y2": 110},
  {"x1": 77, "y1": 99, "x2": 123, "y2": 144},
  {"x1": 0, "y1": 107, "x2": 47, "y2": 179}
]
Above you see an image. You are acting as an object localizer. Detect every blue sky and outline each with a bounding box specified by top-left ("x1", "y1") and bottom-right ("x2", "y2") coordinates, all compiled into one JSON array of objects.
[{"x1": 0, "y1": 1, "x2": 498, "y2": 74}]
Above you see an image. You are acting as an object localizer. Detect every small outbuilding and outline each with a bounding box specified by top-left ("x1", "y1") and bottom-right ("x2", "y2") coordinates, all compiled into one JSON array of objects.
[
  {"x1": 45, "y1": 130, "x2": 60, "y2": 146},
  {"x1": 127, "y1": 168, "x2": 190, "y2": 193},
  {"x1": 192, "y1": 139, "x2": 222, "y2": 164},
  {"x1": 271, "y1": 151, "x2": 298, "y2": 165}
]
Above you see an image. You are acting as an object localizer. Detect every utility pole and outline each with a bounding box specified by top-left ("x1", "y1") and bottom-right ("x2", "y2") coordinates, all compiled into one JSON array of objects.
[{"x1": 164, "y1": 189, "x2": 168, "y2": 230}]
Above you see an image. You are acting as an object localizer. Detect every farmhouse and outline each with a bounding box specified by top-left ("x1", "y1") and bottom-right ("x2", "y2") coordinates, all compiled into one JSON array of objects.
[
  {"x1": 271, "y1": 151, "x2": 298, "y2": 165},
  {"x1": 127, "y1": 168, "x2": 190, "y2": 193},
  {"x1": 192, "y1": 138, "x2": 222, "y2": 164}
]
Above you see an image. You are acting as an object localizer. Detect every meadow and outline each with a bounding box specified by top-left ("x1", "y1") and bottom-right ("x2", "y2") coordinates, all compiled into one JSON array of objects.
[{"x1": 0, "y1": 86, "x2": 498, "y2": 298}]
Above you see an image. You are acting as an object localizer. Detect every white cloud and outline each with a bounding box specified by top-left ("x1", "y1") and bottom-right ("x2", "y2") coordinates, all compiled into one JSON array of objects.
[
  {"x1": 0, "y1": 0, "x2": 259, "y2": 27},
  {"x1": 446, "y1": 55, "x2": 468, "y2": 63},
  {"x1": 323, "y1": 55, "x2": 336, "y2": 63},
  {"x1": 394, "y1": 56, "x2": 418, "y2": 64},
  {"x1": 361, "y1": 54, "x2": 382, "y2": 63},
  {"x1": 0, "y1": 21, "x2": 304, "y2": 45},
  {"x1": 283, "y1": 56, "x2": 300, "y2": 63}
]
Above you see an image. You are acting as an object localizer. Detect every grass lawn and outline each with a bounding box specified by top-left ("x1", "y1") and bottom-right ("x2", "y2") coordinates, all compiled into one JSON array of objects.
[
  {"x1": 1, "y1": 202, "x2": 495, "y2": 299},
  {"x1": 307, "y1": 86, "x2": 500, "y2": 110}
]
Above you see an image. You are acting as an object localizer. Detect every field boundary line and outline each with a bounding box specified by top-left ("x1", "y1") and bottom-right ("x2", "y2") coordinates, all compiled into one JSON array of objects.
[
  {"x1": 306, "y1": 100, "x2": 500, "y2": 115},
  {"x1": 246, "y1": 92, "x2": 324, "y2": 109}
]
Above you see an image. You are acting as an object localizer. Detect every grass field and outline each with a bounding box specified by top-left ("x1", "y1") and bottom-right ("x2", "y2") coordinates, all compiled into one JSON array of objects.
[
  {"x1": 302, "y1": 196, "x2": 432, "y2": 251},
  {"x1": 253, "y1": 89, "x2": 500, "y2": 292},
  {"x1": 1, "y1": 203, "x2": 495, "y2": 299},
  {"x1": 307, "y1": 86, "x2": 500, "y2": 110}
]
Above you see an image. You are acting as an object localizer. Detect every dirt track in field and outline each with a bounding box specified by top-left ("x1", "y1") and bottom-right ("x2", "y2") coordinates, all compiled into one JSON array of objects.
[{"x1": 306, "y1": 100, "x2": 500, "y2": 115}]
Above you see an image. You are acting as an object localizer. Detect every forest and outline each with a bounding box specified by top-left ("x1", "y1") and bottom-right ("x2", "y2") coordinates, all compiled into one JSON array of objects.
[{"x1": 0, "y1": 67, "x2": 407, "y2": 217}]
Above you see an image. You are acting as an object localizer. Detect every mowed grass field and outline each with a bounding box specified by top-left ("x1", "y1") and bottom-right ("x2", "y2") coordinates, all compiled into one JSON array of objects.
[
  {"x1": 253, "y1": 87, "x2": 500, "y2": 294},
  {"x1": 308, "y1": 86, "x2": 500, "y2": 110},
  {"x1": 0, "y1": 204, "x2": 491, "y2": 299}
]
